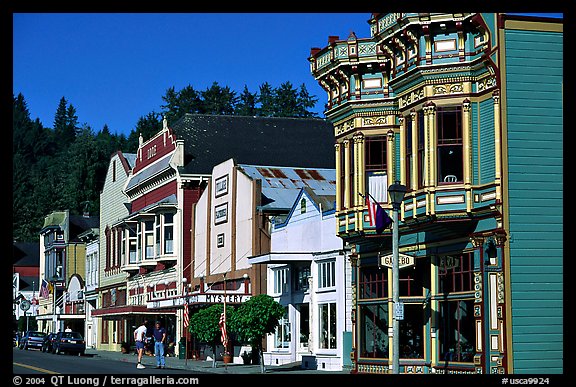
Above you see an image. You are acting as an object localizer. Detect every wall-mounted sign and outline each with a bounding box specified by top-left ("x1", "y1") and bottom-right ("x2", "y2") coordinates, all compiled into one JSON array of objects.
[
  {"x1": 215, "y1": 175, "x2": 229, "y2": 197},
  {"x1": 379, "y1": 253, "x2": 415, "y2": 269},
  {"x1": 217, "y1": 233, "x2": 225, "y2": 248},
  {"x1": 214, "y1": 203, "x2": 228, "y2": 225},
  {"x1": 439, "y1": 256, "x2": 460, "y2": 270}
]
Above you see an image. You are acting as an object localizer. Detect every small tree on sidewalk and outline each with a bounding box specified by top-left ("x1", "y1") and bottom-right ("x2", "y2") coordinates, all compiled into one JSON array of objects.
[
  {"x1": 188, "y1": 304, "x2": 233, "y2": 368},
  {"x1": 228, "y1": 294, "x2": 284, "y2": 373}
]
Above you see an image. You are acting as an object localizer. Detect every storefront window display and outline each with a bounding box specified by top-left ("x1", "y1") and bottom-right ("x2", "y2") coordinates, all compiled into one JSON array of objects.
[
  {"x1": 360, "y1": 304, "x2": 389, "y2": 358},
  {"x1": 438, "y1": 252, "x2": 475, "y2": 363}
]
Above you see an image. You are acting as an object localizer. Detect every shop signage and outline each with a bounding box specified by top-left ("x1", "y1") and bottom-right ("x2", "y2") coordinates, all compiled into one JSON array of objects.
[
  {"x1": 147, "y1": 293, "x2": 251, "y2": 309},
  {"x1": 380, "y1": 253, "x2": 415, "y2": 269}
]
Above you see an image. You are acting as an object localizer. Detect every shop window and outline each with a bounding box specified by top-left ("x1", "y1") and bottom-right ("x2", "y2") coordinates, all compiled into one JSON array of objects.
[
  {"x1": 399, "y1": 304, "x2": 424, "y2": 359},
  {"x1": 299, "y1": 304, "x2": 310, "y2": 349},
  {"x1": 437, "y1": 106, "x2": 463, "y2": 184},
  {"x1": 274, "y1": 307, "x2": 291, "y2": 349},
  {"x1": 359, "y1": 266, "x2": 388, "y2": 299},
  {"x1": 360, "y1": 304, "x2": 388, "y2": 358},
  {"x1": 399, "y1": 259, "x2": 428, "y2": 297},
  {"x1": 438, "y1": 252, "x2": 474, "y2": 293},
  {"x1": 319, "y1": 302, "x2": 337, "y2": 349},
  {"x1": 438, "y1": 299, "x2": 475, "y2": 362}
]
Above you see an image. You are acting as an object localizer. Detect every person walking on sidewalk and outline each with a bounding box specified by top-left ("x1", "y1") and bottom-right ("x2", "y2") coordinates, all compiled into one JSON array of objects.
[
  {"x1": 134, "y1": 320, "x2": 148, "y2": 369},
  {"x1": 153, "y1": 321, "x2": 167, "y2": 369}
]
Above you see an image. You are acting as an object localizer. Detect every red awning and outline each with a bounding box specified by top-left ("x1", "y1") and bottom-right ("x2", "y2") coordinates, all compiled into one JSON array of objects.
[{"x1": 92, "y1": 305, "x2": 176, "y2": 317}]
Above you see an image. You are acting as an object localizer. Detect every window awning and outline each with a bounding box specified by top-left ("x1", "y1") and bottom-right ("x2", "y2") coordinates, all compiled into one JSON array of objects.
[
  {"x1": 248, "y1": 252, "x2": 314, "y2": 265},
  {"x1": 91, "y1": 305, "x2": 175, "y2": 317}
]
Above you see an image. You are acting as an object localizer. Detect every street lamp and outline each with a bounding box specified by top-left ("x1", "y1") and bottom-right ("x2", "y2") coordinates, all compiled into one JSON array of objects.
[{"x1": 388, "y1": 180, "x2": 406, "y2": 374}]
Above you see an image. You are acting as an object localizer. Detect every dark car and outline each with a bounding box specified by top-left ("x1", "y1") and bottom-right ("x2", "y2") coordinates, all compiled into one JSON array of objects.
[
  {"x1": 42, "y1": 333, "x2": 58, "y2": 353},
  {"x1": 52, "y1": 331, "x2": 85, "y2": 356},
  {"x1": 18, "y1": 331, "x2": 46, "y2": 350}
]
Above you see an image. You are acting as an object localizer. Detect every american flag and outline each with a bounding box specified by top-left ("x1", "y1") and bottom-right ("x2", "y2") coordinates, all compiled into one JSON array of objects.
[
  {"x1": 183, "y1": 304, "x2": 189, "y2": 328},
  {"x1": 219, "y1": 312, "x2": 228, "y2": 347},
  {"x1": 40, "y1": 279, "x2": 49, "y2": 299}
]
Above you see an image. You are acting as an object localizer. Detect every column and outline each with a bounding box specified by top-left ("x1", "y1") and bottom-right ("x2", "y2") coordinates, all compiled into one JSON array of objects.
[
  {"x1": 462, "y1": 99, "x2": 472, "y2": 212},
  {"x1": 493, "y1": 90, "x2": 502, "y2": 203}
]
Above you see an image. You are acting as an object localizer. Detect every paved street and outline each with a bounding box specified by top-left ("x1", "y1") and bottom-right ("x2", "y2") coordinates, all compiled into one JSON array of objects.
[{"x1": 13, "y1": 347, "x2": 350, "y2": 375}]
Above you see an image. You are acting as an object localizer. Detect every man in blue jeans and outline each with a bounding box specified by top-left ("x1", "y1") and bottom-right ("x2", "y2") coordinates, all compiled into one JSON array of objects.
[{"x1": 153, "y1": 321, "x2": 167, "y2": 369}]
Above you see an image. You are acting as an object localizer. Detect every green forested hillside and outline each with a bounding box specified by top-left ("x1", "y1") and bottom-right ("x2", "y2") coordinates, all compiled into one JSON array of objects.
[{"x1": 12, "y1": 81, "x2": 319, "y2": 242}]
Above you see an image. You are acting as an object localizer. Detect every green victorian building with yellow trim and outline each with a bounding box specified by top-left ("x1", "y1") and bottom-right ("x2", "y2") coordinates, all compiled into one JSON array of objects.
[{"x1": 310, "y1": 13, "x2": 562, "y2": 374}]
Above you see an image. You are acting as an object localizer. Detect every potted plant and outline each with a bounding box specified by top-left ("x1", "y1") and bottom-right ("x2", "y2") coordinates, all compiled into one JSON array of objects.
[{"x1": 222, "y1": 350, "x2": 233, "y2": 364}]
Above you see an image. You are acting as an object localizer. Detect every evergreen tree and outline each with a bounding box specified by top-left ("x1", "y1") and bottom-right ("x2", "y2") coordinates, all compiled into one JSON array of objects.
[
  {"x1": 257, "y1": 82, "x2": 275, "y2": 117},
  {"x1": 161, "y1": 84, "x2": 202, "y2": 124},
  {"x1": 235, "y1": 85, "x2": 257, "y2": 116},
  {"x1": 200, "y1": 82, "x2": 237, "y2": 115},
  {"x1": 296, "y1": 83, "x2": 319, "y2": 118},
  {"x1": 53, "y1": 97, "x2": 79, "y2": 146},
  {"x1": 275, "y1": 81, "x2": 300, "y2": 117}
]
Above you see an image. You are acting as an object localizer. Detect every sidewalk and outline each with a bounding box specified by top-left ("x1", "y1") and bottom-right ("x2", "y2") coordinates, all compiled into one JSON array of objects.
[{"x1": 84, "y1": 348, "x2": 350, "y2": 374}]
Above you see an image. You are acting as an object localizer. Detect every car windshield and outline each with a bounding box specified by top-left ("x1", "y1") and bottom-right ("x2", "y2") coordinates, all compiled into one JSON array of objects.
[
  {"x1": 62, "y1": 332, "x2": 83, "y2": 339},
  {"x1": 29, "y1": 332, "x2": 45, "y2": 337}
]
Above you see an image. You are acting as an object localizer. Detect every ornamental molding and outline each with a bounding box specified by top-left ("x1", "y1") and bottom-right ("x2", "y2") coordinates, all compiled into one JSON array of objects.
[
  {"x1": 399, "y1": 87, "x2": 425, "y2": 109},
  {"x1": 362, "y1": 116, "x2": 388, "y2": 126},
  {"x1": 334, "y1": 118, "x2": 356, "y2": 136},
  {"x1": 477, "y1": 76, "x2": 497, "y2": 92},
  {"x1": 432, "y1": 82, "x2": 464, "y2": 95}
]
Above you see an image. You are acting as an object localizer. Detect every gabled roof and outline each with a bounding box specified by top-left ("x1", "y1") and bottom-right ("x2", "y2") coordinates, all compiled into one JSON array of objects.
[
  {"x1": 273, "y1": 186, "x2": 336, "y2": 230},
  {"x1": 170, "y1": 114, "x2": 336, "y2": 175}
]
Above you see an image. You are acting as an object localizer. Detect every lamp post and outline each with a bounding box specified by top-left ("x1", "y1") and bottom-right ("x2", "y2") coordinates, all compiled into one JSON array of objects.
[{"x1": 388, "y1": 180, "x2": 406, "y2": 374}]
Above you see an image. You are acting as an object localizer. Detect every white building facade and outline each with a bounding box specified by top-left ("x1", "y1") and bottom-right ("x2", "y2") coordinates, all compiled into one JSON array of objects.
[{"x1": 249, "y1": 186, "x2": 353, "y2": 371}]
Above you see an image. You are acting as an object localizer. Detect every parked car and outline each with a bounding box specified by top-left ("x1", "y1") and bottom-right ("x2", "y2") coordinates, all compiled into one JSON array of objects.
[
  {"x1": 18, "y1": 331, "x2": 46, "y2": 351},
  {"x1": 52, "y1": 331, "x2": 85, "y2": 356},
  {"x1": 42, "y1": 333, "x2": 58, "y2": 353}
]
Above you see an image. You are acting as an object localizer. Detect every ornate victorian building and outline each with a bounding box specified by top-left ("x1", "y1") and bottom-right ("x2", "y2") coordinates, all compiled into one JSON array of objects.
[{"x1": 310, "y1": 13, "x2": 562, "y2": 374}]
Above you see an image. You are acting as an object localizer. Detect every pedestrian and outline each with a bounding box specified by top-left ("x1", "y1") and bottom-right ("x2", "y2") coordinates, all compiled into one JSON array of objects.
[
  {"x1": 65, "y1": 325, "x2": 72, "y2": 332},
  {"x1": 134, "y1": 320, "x2": 148, "y2": 369},
  {"x1": 153, "y1": 321, "x2": 167, "y2": 369}
]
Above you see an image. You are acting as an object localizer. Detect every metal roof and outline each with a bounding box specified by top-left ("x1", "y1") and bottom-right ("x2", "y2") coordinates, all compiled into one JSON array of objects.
[{"x1": 238, "y1": 164, "x2": 336, "y2": 212}]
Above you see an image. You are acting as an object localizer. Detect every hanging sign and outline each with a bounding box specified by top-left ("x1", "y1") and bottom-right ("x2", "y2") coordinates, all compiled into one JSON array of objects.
[
  {"x1": 20, "y1": 299, "x2": 31, "y2": 311},
  {"x1": 380, "y1": 253, "x2": 415, "y2": 269}
]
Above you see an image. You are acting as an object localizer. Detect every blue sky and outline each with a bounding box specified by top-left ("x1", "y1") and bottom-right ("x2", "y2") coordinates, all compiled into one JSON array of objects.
[{"x1": 13, "y1": 13, "x2": 562, "y2": 137}]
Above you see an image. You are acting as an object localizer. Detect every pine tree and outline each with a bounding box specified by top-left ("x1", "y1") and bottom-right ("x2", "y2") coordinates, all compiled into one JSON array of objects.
[
  {"x1": 257, "y1": 82, "x2": 275, "y2": 117},
  {"x1": 235, "y1": 85, "x2": 257, "y2": 116}
]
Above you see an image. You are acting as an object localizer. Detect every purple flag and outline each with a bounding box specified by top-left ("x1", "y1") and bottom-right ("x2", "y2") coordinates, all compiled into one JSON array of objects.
[{"x1": 375, "y1": 205, "x2": 393, "y2": 234}]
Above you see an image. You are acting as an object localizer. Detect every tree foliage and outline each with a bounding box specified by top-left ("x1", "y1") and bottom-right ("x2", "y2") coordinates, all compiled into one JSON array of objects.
[
  {"x1": 187, "y1": 304, "x2": 234, "y2": 368},
  {"x1": 227, "y1": 294, "x2": 284, "y2": 373},
  {"x1": 12, "y1": 80, "x2": 321, "y2": 242}
]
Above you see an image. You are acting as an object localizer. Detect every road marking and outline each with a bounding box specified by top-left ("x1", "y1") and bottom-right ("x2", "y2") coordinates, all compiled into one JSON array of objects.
[{"x1": 13, "y1": 362, "x2": 60, "y2": 374}]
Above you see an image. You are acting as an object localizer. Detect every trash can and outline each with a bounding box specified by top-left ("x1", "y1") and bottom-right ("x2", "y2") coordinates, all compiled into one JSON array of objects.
[{"x1": 178, "y1": 338, "x2": 186, "y2": 359}]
